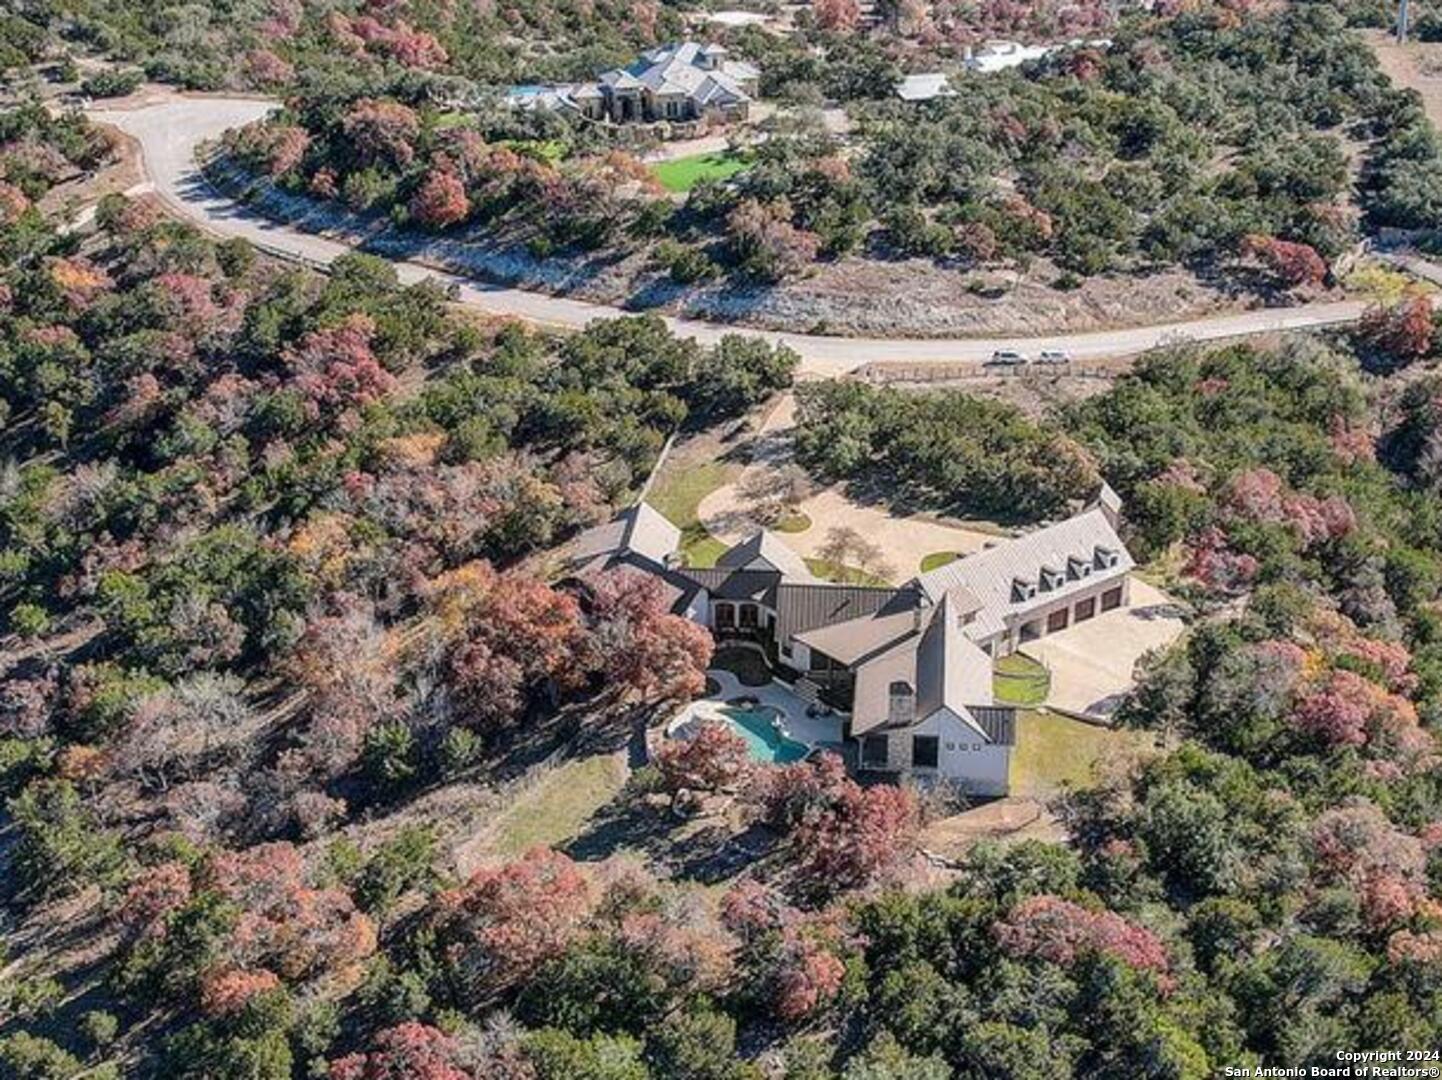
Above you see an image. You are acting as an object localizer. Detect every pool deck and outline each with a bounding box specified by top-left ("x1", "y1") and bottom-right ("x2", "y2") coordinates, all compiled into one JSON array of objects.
[{"x1": 687, "y1": 669, "x2": 846, "y2": 750}]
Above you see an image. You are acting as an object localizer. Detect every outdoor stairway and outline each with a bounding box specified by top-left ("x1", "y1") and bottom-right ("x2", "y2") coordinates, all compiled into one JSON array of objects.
[{"x1": 794, "y1": 678, "x2": 822, "y2": 705}]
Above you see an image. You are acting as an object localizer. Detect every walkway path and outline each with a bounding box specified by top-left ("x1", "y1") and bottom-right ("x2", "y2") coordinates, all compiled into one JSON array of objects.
[{"x1": 88, "y1": 93, "x2": 1432, "y2": 377}]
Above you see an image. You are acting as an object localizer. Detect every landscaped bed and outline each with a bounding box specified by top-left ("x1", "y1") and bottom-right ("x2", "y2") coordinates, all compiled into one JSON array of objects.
[
  {"x1": 919, "y1": 551, "x2": 961, "y2": 572},
  {"x1": 711, "y1": 647, "x2": 772, "y2": 687},
  {"x1": 651, "y1": 149, "x2": 752, "y2": 193},
  {"x1": 993, "y1": 652, "x2": 1051, "y2": 707}
]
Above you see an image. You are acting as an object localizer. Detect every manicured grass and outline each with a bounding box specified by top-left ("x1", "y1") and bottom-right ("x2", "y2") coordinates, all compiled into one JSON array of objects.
[
  {"x1": 805, "y1": 557, "x2": 890, "y2": 586},
  {"x1": 647, "y1": 458, "x2": 737, "y2": 567},
  {"x1": 920, "y1": 551, "x2": 961, "y2": 572},
  {"x1": 775, "y1": 510, "x2": 812, "y2": 534},
  {"x1": 1008, "y1": 710, "x2": 1152, "y2": 798},
  {"x1": 494, "y1": 753, "x2": 629, "y2": 854},
  {"x1": 651, "y1": 150, "x2": 752, "y2": 193},
  {"x1": 993, "y1": 652, "x2": 1051, "y2": 707}
]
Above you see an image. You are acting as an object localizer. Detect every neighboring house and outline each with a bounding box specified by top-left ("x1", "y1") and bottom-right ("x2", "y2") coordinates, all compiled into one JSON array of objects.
[
  {"x1": 964, "y1": 40, "x2": 1051, "y2": 73},
  {"x1": 895, "y1": 73, "x2": 955, "y2": 102},
  {"x1": 565, "y1": 485, "x2": 1134, "y2": 796},
  {"x1": 897, "y1": 39, "x2": 1113, "y2": 102},
  {"x1": 506, "y1": 41, "x2": 760, "y2": 125}
]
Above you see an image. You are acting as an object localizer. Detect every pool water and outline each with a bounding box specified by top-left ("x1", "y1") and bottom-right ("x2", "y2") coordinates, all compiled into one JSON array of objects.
[{"x1": 723, "y1": 705, "x2": 809, "y2": 764}]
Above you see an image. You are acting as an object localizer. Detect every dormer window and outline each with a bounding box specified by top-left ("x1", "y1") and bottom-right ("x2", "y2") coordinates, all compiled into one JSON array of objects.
[
  {"x1": 1094, "y1": 546, "x2": 1119, "y2": 570},
  {"x1": 1011, "y1": 578, "x2": 1037, "y2": 602},
  {"x1": 1067, "y1": 555, "x2": 1091, "y2": 580},
  {"x1": 1039, "y1": 567, "x2": 1064, "y2": 592}
]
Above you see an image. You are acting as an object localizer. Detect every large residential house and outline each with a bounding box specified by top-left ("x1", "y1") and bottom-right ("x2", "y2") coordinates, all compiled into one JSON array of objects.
[
  {"x1": 566, "y1": 487, "x2": 1134, "y2": 795},
  {"x1": 505, "y1": 42, "x2": 759, "y2": 125}
]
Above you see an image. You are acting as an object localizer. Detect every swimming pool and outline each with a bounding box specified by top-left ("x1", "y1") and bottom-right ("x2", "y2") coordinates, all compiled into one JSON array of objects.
[{"x1": 722, "y1": 704, "x2": 810, "y2": 764}]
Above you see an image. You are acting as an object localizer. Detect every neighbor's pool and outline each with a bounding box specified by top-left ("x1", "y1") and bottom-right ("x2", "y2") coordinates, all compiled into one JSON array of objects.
[{"x1": 723, "y1": 704, "x2": 809, "y2": 764}]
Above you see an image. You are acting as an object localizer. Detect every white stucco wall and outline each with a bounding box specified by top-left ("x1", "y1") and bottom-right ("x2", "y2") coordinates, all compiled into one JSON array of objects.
[{"x1": 870, "y1": 708, "x2": 1010, "y2": 796}]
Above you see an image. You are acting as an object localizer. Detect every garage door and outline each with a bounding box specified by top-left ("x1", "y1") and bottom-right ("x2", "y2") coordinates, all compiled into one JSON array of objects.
[{"x1": 1101, "y1": 586, "x2": 1123, "y2": 611}]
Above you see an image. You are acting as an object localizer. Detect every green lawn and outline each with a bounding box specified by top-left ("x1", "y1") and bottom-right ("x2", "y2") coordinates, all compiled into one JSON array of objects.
[
  {"x1": 651, "y1": 150, "x2": 752, "y2": 193},
  {"x1": 775, "y1": 510, "x2": 812, "y2": 534},
  {"x1": 920, "y1": 551, "x2": 961, "y2": 572},
  {"x1": 647, "y1": 458, "x2": 737, "y2": 568},
  {"x1": 994, "y1": 652, "x2": 1051, "y2": 707},
  {"x1": 494, "y1": 753, "x2": 629, "y2": 854},
  {"x1": 1008, "y1": 710, "x2": 1153, "y2": 798}
]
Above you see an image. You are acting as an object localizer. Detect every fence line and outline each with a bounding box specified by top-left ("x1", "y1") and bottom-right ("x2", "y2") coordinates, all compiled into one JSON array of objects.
[{"x1": 857, "y1": 362, "x2": 1117, "y2": 384}]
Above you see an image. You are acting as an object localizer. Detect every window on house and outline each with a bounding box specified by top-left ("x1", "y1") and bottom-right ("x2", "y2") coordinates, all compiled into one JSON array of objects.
[
  {"x1": 1039, "y1": 567, "x2": 1063, "y2": 592},
  {"x1": 714, "y1": 603, "x2": 735, "y2": 628},
  {"x1": 912, "y1": 736, "x2": 939, "y2": 769},
  {"x1": 739, "y1": 604, "x2": 759, "y2": 628},
  {"x1": 1068, "y1": 556, "x2": 1091, "y2": 580},
  {"x1": 1011, "y1": 578, "x2": 1036, "y2": 602},
  {"x1": 862, "y1": 735, "x2": 889, "y2": 768},
  {"x1": 1094, "y1": 546, "x2": 1119, "y2": 570}
]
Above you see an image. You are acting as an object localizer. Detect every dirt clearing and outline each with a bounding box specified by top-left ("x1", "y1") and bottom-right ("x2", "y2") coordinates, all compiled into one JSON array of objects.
[{"x1": 1366, "y1": 29, "x2": 1442, "y2": 131}]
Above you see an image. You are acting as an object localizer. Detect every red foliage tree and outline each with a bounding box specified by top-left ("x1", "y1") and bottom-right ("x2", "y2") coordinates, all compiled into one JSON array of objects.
[
  {"x1": 199, "y1": 967, "x2": 282, "y2": 1017},
  {"x1": 1360, "y1": 293, "x2": 1435, "y2": 366},
  {"x1": 446, "y1": 638, "x2": 526, "y2": 729},
  {"x1": 329, "y1": 1022, "x2": 470, "y2": 1080},
  {"x1": 994, "y1": 895, "x2": 1171, "y2": 980},
  {"x1": 775, "y1": 942, "x2": 848, "y2": 1021},
  {"x1": 814, "y1": 0, "x2": 862, "y2": 30},
  {"x1": 0, "y1": 181, "x2": 31, "y2": 225},
  {"x1": 1241, "y1": 234, "x2": 1327, "y2": 289},
  {"x1": 243, "y1": 48, "x2": 295, "y2": 88},
  {"x1": 1313, "y1": 801, "x2": 1429, "y2": 928},
  {"x1": 410, "y1": 170, "x2": 470, "y2": 229},
  {"x1": 476, "y1": 573, "x2": 585, "y2": 687},
  {"x1": 587, "y1": 570, "x2": 713, "y2": 703},
  {"x1": 727, "y1": 199, "x2": 821, "y2": 281},
  {"x1": 756, "y1": 752, "x2": 918, "y2": 888},
  {"x1": 719, "y1": 880, "x2": 853, "y2": 1023},
  {"x1": 200, "y1": 842, "x2": 378, "y2": 979},
  {"x1": 795, "y1": 780, "x2": 919, "y2": 888},
  {"x1": 656, "y1": 719, "x2": 752, "y2": 791},
  {"x1": 342, "y1": 99, "x2": 421, "y2": 169},
  {"x1": 433, "y1": 847, "x2": 594, "y2": 998},
  {"x1": 285, "y1": 313, "x2": 399, "y2": 424},
  {"x1": 118, "y1": 860, "x2": 192, "y2": 938},
  {"x1": 756, "y1": 751, "x2": 852, "y2": 829}
]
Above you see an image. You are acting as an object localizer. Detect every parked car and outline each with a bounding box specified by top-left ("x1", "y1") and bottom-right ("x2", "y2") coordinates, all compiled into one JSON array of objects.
[
  {"x1": 986, "y1": 350, "x2": 1029, "y2": 366},
  {"x1": 1036, "y1": 350, "x2": 1071, "y2": 364}
]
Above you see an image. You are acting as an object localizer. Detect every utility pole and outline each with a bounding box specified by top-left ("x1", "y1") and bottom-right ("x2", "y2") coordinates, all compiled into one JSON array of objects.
[{"x1": 1398, "y1": 0, "x2": 1410, "y2": 43}]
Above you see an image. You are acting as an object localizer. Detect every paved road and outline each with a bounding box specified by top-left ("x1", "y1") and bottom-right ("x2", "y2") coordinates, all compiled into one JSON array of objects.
[{"x1": 91, "y1": 95, "x2": 1393, "y2": 377}]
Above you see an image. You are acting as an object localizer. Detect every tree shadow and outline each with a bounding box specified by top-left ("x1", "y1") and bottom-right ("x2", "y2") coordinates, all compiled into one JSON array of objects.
[{"x1": 563, "y1": 794, "x2": 780, "y2": 886}]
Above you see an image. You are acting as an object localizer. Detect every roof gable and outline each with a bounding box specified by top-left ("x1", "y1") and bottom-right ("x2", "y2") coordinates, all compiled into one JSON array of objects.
[{"x1": 716, "y1": 530, "x2": 813, "y2": 580}]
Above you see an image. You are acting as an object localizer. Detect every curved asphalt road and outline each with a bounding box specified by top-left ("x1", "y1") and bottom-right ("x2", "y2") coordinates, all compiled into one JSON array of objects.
[{"x1": 91, "y1": 95, "x2": 1381, "y2": 377}]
